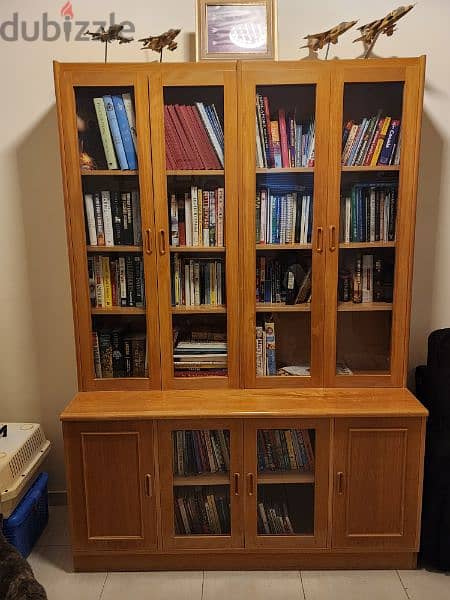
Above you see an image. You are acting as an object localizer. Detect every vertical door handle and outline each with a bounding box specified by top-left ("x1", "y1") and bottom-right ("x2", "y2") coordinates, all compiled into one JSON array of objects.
[
  {"x1": 159, "y1": 229, "x2": 167, "y2": 255},
  {"x1": 336, "y1": 471, "x2": 345, "y2": 495},
  {"x1": 145, "y1": 474, "x2": 153, "y2": 497},
  {"x1": 145, "y1": 228, "x2": 153, "y2": 255},
  {"x1": 316, "y1": 227, "x2": 323, "y2": 253},
  {"x1": 329, "y1": 225, "x2": 337, "y2": 252},
  {"x1": 247, "y1": 473, "x2": 254, "y2": 496},
  {"x1": 233, "y1": 473, "x2": 240, "y2": 496}
]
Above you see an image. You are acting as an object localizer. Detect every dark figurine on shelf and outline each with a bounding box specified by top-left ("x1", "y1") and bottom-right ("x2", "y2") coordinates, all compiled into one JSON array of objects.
[
  {"x1": 139, "y1": 28, "x2": 181, "y2": 62},
  {"x1": 85, "y1": 24, "x2": 134, "y2": 62},
  {"x1": 301, "y1": 21, "x2": 358, "y2": 59},
  {"x1": 354, "y1": 5, "x2": 415, "y2": 58}
]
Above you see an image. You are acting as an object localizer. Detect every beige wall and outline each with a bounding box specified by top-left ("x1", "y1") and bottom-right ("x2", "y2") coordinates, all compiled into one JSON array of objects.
[{"x1": 0, "y1": 0, "x2": 448, "y2": 490}]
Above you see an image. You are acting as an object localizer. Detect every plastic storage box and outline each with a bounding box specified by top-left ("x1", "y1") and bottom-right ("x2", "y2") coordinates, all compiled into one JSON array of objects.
[
  {"x1": 0, "y1": 423, "x2": 51, "y2": 517},
  {"x1": 2, "y1": 472, "x2": 49, "y2": 557}
]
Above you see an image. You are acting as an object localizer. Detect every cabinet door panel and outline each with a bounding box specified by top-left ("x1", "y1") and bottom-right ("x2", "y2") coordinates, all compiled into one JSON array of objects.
[
  {"x1": 63, "y1": 421, "x2": 157, "y2": 552},
  {"x1": 333, "y1": 417, "x2": 425, "y2": 550}
]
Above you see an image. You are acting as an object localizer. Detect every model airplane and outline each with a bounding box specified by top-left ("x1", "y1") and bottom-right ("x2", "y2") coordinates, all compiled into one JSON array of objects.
[
  {"x1": 139, "y1": 28, "x2": 181, "y2": 61},
  {"x1": 85, "y1": 25, "x2": 133, "y2": 62},
  {"x1": 354, "y1": 5, "x2": 415, "y2": 57},
  {"x1": 301, "y1": 21, "x2": 357, "y2": 58}
]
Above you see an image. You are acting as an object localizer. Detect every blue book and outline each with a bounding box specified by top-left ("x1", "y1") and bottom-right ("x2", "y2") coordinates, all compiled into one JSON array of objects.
[
  {"x1": 103, "y1": 96, "x2": 129, "y2": 170},
  {"x1": 307, "y1": 196, "x2": 313, "y2": 243},
  {"x1": 347, "y1": 119, "x2": 367, "y2": 166},
  {"x1": 111, "y1": 95, "x2": 138, "y2": 170},
  {"x1": 379, "y1": 119, "x2": 400, "y2": 165},
  {"x1": 276, "y1": 196, "x2": 281, "y2": 244},
  {"x1": 358, "y1": 189, "x2": 364, "y2": 242}
]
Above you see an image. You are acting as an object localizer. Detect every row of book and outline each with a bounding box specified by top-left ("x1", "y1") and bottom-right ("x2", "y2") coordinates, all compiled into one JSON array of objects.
[
  {"x1": 338, "y1": 254, "x2": 393, "y2": 304},
  {"x1": 171, "y1": 256, "x2": 225, "y2": 307},
  {"x1": 256, "y1": 189, "x2": 313, "y2": 245},
  {"x1": 342, "y1": 114, "x2": 401, "y2": 167},
  {"x1": 257, "y1": 429, "x2": 314, "y2": 472},
  {"x1": 341, "y1": 184, "x2": 397, "y2": 243},
  {"x1": 258, "y1": 500, "x2": 296, "y2": 535},
  {"x1": 165, "y1": 103, "x2": 224, "y2": 170},
  {"x1": 92, "y1": 94, "x2": 138, "y2": 170},
  {"x1": 84, "y1": 190, "x2": 141, "y2": 247},
  {"x1": 256, "y1": 259, "x2": 312, "y2": 305},
  {"x1": 88, "y1": 255, "x2": 145, "y2": 309},
  {"x1": 169, "y1": 187, "x2": 225, "y2": 248},
  {"x1": 256, "y1": 94, "x2": 315, "y2": 168},
  {"x1": 173, "y1": 429, "x2": 230, "y2": 476},
  {"x1": 92, "y1": 331, "x2": 147, "y2": 378},
  {"x1": 174, "y1": 487, "x2": 230, "y2": 535},
  {"x1": 174, "y1": 339, "x2": 227, "y2": 376}
]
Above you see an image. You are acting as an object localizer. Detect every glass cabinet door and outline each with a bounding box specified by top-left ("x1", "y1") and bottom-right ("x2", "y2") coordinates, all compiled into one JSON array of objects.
[
  {"x1": 240, "y1": 63, "x2": 330, "y2": 387},
  {"x1": 57, "y1": 69, "x2": 160, "y2": 390},
  {"x1": 149, "y1": 65, "x2": 239, "y2": 389},
  {"x1": 158, "y1": 419, "x2": 244, "y2": 549},
  {"x1": 244, "y1": 418, "x2": 330, "y2": 548},
  {"x1": 325, "y1": 61, "x2": 424, "y2": 386}
]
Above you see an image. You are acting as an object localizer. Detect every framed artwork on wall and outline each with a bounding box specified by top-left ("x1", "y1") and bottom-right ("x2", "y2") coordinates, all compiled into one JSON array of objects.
[{"x1": 196, "y1": 0, "x2": 277, "y2": 60}]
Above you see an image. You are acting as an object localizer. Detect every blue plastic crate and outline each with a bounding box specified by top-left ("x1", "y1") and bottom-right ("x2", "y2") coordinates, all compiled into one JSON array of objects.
[{"x1": 2, "y1": 472, "x2": 49, "y2": 558}]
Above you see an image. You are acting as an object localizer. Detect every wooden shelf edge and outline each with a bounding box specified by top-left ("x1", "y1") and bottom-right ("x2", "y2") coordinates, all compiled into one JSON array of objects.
[
  {"x1": 256, "y1": 167, "x2": 314, "y2": 173},
  {"x1": 256, "y1": 244, "x2": 312, "y2": 250},
  {"x1": 171, "y1": 306, "x2": 227, "y2": 314},
  {"x1": 91, "y1": 308, "x2": 146, "y2": 315},
  {"x1": 339, "y1": 242, "x2": 396, "y2": 249},
  {"x1": 341, "y1": 165, "x2": 400, "y2": 172},
  {"x1": 173, "y1": 474, "x2": 229, "y2": 486},
  {"x1": 258, "y1": 472, "x2": 315, "y2": 484},
  {"x1": 166, "y1": 170, "x2": 224, "y2": 176},
  {"x1": 337, "y1": 302, "x2": 393, "y2": 312},
  {"x1": 256, "y1": 303, "x2": 311, "y2": 312},
  {"x1": 170, "y1": 246, "x2": 226, "y2": 253},
  {"x1": 81, "y1": 170, "x2": 138, "y2": 176},
  {"x1": 87, "y1": 245, "x2": 143, "y2": 253}
]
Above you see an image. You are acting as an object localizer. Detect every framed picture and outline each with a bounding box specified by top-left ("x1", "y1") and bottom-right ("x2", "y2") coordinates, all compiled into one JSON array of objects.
[{"x1": 196, "y1": 0, "x2": 277, "y2": 61}]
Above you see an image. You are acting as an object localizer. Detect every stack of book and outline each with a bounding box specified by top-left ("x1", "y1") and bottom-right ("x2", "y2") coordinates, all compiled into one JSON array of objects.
[
  {"x1": 256, "y1": 318, "x2": 277, "y2": 376},
  {"x1": 88, "y1": 255, "x2": 145, "y2": 309},
  {"x1": 169, "y1": 187, "x2": 224, "y2": 247},
  {"x1": 84, "y1": 190, "x2": 141, "y2": 247},
  {"x1": 171, "y1": 255, "x2": 225, "y2": 307},
  {"x1": 173, "y1": 429, "x2": 230, "y2": 476},
  {"x1": 339, "y1": 254, "x2": 393, "y2": 304},
  {"x1": 257, "y1": 429, "x2": 314, "y2": 472},
  {"x1": 164, "y1": 103, "x2": 224, "y2": 169},
  {"x1": 256, "y1": 259, "x2": 312, "y2": 305},
  {"x1": 258, "y1": 499, "x2": 295, "y2": 535},
  {"x1": 174, "y1": 487, "x2": 230, "y2": 535},
  {"x1": 342, "y1": 113, "x2": 401, "y2": 166},
  {"x1": 256, "y1": 93, "x2": 315, "y2": 168},
  {"x1": 340, "y1": 184, "x2": 397, "y2": 243},
  {"x1": 92, "y1": 93, "x2": 138, "y2": 170},
  {"x1": 173, "y1": 340, "x2": 228, "y2": 377},
  {"x1": 92, "y1": 331, "x2": 146, "y2": 378},
  {"x1": 256, "y1": 188, "x2": 313, "y2": 244}
]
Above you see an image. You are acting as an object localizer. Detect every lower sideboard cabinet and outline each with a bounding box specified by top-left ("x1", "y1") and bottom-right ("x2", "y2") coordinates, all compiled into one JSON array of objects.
[{"x1": 62, "y1": 420, "x2": 158, "y2": 553}]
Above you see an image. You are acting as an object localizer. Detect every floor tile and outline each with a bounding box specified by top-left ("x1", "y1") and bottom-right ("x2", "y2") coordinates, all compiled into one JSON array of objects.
[
  {"x1": 37, "y1": 505, "x2": 71, "y2": 546},
  {"x1": 398, "y1": 569, "x2": 450, "y2": 600},
  {"x1": 101, "y1": 571, "x2": 203, "y2": 600},
  {"x1": 301, "y1": 570, "x2": 408, "y2": 600},
  {"x1": 203, "y1": 571, "x2": 304, "y2": 600},
  {"x1": 28, "y1": 546, "x2": 106, "y2": 600}
]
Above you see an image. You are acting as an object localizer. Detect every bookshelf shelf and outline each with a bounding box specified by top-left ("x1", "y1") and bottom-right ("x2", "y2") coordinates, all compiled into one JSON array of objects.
[
  {"x1": 171, "y1": 305, "x2": 227, "y2": 314},
  {"x1": 258, "y1": 471, "x2": 315, "y2": 485},
  {"x1": 256, "y1": 167, "x2": 314, "y2": 174},
  {"x1": 87, "y1": 245, "x2": 143, "y2": 253},
  {"x1": 337, "y1": 302, "x2": 393, "y2": 312},
  {"x1": 170, "y1": 246, "x2": 226, "y2": 253},
  {"x1": 166, "y1": 170, "x2": 224, "y2": 176},
  {"x1": 81, "y1": 170, "x2": 138, "y2": 176},
  {"x1": 341, "y1": 166, "x2": 400, "y2": 172},
  {"x1": 339, "y1": 242, "x2": 396, "y2": 249},
  {"x1": 173, "y1": 473, "x2": 229, "y2": 486},
  {"x1": 256, "y1": 303, "x2": 311, "y2": 313},
  {"x1": 91, "y1": 307, "x2": 146, "y2": 315},
  {"x1": 256, "y1": 243, "x2": 312, "y2": 251}
]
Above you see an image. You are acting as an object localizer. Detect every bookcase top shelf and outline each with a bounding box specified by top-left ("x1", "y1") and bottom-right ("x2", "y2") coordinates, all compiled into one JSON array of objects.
[
  {"x1": 256, "y1": 303, "x2": 311, "y2": 313},
  {"x1": 81, "y1": 170, "x2": 138, "y2": 176},
  {"x1": 339, "y1": 242, "x2": 396, "y2": 249},
  {"x1": 167, "y1": 170, "x2": 224, "y2": 176},
  {"x1": 170, "y1": 246, "x2": 226, "y2": 253},
  {"x1": 171, "y1": 305, "x2": 227, "y2": 314},
  {"x1": 91, "y1": 307, "x2": 146, "y2": 315},
  {"x1": 341, "y1": 166, "x2": 400, "y2": 172},
  {"x1": 337, "y1": 302, "x2": 393, "y2": 312},
  {"x1": 87, "y1": 246, "x2": 143, "y2": 253},
  {"x1": 256, "y1": 167, "x2": 314, "y2": 174},
  {"x1": 256, "y1": 244, "x2": 312, "y2": 251},
  {"x1": 173, "y1": 474, "x2": 229, "y2": 486}
]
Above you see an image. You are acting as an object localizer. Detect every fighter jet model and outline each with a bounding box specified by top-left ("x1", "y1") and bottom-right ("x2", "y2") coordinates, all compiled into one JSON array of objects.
[
  {"x1": 301, "y1": 21, "x2": 358, "y2": 58},
  {"x1": 354, "y1": 5, "x2": 415, "y2": 57},
  {"x1": 85, "y1": 25, "x2": 133, "y2": 62},
  {"x1": 139, "y1": 28, "x2": 181, "y2": 62}
]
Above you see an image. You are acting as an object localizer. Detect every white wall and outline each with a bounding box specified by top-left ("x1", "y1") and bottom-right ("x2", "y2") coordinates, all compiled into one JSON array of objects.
[{"x1": 0, "y1": 0, "x2": 449, "y2": 490}]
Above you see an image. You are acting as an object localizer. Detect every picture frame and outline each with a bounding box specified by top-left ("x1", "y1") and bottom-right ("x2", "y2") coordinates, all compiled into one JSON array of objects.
[{"x1": 196, "y1": 0, "x2": 277, "y2": 61}]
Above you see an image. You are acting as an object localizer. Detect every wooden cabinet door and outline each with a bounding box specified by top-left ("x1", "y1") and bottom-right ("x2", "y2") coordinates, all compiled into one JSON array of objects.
[
  {"x1": 332, "y1": 417, "x2": 425, "y2": 550},
  {"x1": 63, "y1": 420, "x2": 158, "y2": 552},
  {"x1": 158, "y1": 418, "x2": 244, "y2": 550},
  {"x1": 244, "y1": 418, "x2": 331, "y2": 549}
]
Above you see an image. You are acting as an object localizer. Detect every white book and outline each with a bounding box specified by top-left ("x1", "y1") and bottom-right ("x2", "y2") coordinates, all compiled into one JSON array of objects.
[
  {"x1": 193, "y1": 261, "x2": 200, "y2": 305},
  {"x1": 362, "y1": 254, "x2": 373, "y2": 303},
  {"x1": 370, "y1": 189, "x2": 376, "y2": 243},
  {"x1": 101, "y1": 191, "x2": 114, "y2": 246},
  {"x1": 280, "y1": 196, "x2": 286, "y2": 244},
  {"x1": 191, "y1": 186, "x2": 199, "y2": 246},
  {"x1": 255, "y1": 327, "x2": 264, "y2": 376},
  {"x1": 268, "y1": 196, "x2": 273, "y2": 244},
  {"x1": 260, "y1": 190, "x2": 267, "y2": 244},
  {"x1": 170, "y1": 194, "x2": 179, "y2": 246},
  {"x1": 184, "y1": 196, "x2": 193, "y2": 246},
  {"x1": 93, "y1": 256, "x2": 105, "y2": 308},
  {"x1": 122, "y1": 93, "x2": 138, "y2": 153},
  {"x1": 196, "y1": 102, "x2": 224, "y2": 167},
  {"x1": 345, "y1": 197, "x2": 351, "y2": 243},
  {"x1": 291, "y1": 193, "x2": 297, "y2": 243},
  {"x1": 217, "y1": 188, "x2": 225, "y2": 246},
  {"x1": 84, "y1": 194, "x2": 97, "y2": 245},
  {"x1": 93, "y1": 98, "x2": 118, "y2": 170},
  {"x1": 301, "y1": 196, "x2": 307, "y2": 244},
  {"x1": 118, "y1": 257, "x2": 127, "y2": 306}
]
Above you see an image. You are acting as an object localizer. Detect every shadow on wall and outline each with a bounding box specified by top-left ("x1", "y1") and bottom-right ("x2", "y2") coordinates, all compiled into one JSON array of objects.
[
  {"x1": 16, "y1": 105, "x2": 78, "y2": 490},
  {"x1": 408, "y1": 109, "x2": 444, "y2": 389}
]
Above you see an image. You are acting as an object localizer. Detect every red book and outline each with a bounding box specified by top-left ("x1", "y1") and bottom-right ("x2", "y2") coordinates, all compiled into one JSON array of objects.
[
  {"x1": 167, "y1": 105, "x2": 195, "y2": 169},
  {"x1": 177, "y1": 105, "x2": 208, "y2": 169},
  {"x1": 263, "y1": 96, "x2": 274, "y2": 168},
  {"x1": 164, "y1": 105, "x2": 188, "y2": 169},
  {"x1": 163, "y1": 105, "x2": 177, "y2": 169},
  {"x1": 189, "y1": 105, "x2": 222, "y2": 170},
  {"x1": 278, "y1": 109, "x2": 289, "y2": 168}
]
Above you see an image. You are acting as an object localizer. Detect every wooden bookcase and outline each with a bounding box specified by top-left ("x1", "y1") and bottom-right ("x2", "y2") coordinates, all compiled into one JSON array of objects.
[{"x1": 55, "y1": 58, "x2": 428, "y2": 571}]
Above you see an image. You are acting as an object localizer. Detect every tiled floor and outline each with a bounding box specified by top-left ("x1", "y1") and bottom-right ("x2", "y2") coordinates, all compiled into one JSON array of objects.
[{"x1": 28, "y1": 507, "x2": 450, "y2": 600}]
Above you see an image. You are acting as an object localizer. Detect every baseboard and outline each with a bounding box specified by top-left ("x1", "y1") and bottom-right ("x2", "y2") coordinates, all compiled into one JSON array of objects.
[{"x1": 48, "y1": 490, "x2": 67, "y2": 506}]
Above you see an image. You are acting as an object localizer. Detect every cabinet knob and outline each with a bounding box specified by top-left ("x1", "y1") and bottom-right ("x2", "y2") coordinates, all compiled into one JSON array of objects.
[
  {"x1": 145, "y1": 473, "x2": 153, "y2": 497},
  {"x1": 337, "y1": 471, "x2": 345, "y2": 495},
  {"x1": 247, "y1": 473, "x2": 254, "y2": 496},
  {"x1": 159, "y1": 229, "x2": 167, "y2": 255},
  {"x1": 145, "y1": 228, "x2": 153, "y2": 255},
  {"x1": 316, "y1": 227, "x2": 323, "y2": 253},
  {"x1": 233, "y1": 472, "x2": 240, "y2": 496},
  {"x1": 329, "y1": 225, "x2": 337, "y2": 252}
]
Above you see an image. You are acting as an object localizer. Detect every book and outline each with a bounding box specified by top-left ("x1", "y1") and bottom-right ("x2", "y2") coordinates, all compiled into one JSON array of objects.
[
  {"x1": 122, "y1": 92, "x2": 138, "y2": 153},
  {"x1": 84, "y1": 193, "x2": 97, "y2": 245},
  {"x1": 93, "y1": 192, "x2": 105, "y2": 246},
  {"x1": 341, "y1": 113, "x2": 401, "y2": 167},
  {"x1": 103, "y1": 95, "x2": 129, "y2": 170},
  {"x1": 93, "y1": 98, "x2": 118, "y2": 170},
  {"x1": 101, "y1": 191, "x2": 114, "y2": 246},
  {"x1": 111, "y1": 95, "x2": 138, "y2": 170}
]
